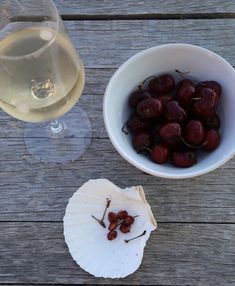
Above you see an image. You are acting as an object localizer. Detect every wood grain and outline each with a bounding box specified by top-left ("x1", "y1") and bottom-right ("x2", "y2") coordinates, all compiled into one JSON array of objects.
[
  {"x1": 0, "y1": 136, "x2": 235, "y2": 223},
  {"x1": 0, "y1": 222, "x2": 234, "y2": 285},
  {"x1": 0, "y1": 10, "x2": 235, "y2": 285},
  {"x1": 62, "y1": 20, "x2": 235, "y2": 69},
  {"x1": 53, "y1": 0, "x2": 235, "y2": 16}
]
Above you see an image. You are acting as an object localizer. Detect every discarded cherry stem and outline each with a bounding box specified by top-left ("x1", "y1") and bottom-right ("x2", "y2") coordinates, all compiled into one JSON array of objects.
[
  {"x1": 102, "y1": 198, "x2": 111, "y2": 221},
  {"x1": 91, "y1": 215, "x2": 106, "y2": 228},
  {"x1": 124, "y1": 230, "x2": 147, "y2": 243},
  {"x1": 91, "y1": 198, "x2": 111, "y2": 228}
]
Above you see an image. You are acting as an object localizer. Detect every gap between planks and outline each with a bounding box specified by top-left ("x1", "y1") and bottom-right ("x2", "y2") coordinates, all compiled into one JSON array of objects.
[
  {"x1": 61, "y1": 12, "x2": 235, "y2": 21},
  {"x1": 0, "y1": 221, "x2": 234, "y2": 224}
]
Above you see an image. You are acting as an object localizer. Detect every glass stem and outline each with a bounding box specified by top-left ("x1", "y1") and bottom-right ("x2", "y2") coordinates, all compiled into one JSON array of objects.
[
  {"x1": 50, "y1": 119, "x2": 64, "y2": 134},
  {"x1": 48, "y1": 119, "x2": 67, "y2": 138}
]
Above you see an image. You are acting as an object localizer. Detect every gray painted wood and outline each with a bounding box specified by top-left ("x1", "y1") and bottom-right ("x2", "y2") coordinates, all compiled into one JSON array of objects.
[
  {"x1": 0, "y1": 5, "x2": 235, "y2": 285},
  {"x1": 62, "y1": 20, "x2": 235, "y2": 69},
  {"x1": 0, "y1": 222, "x2": 234, "y2": 285},
  {"x1": 0, "y1": 136, "x2": 235, "y2": 223},
  {"x1": 53, "y1": 0, "x2": 235, "y2": 15}
]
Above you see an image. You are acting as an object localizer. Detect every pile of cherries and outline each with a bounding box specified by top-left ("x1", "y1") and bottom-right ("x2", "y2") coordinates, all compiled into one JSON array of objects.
[
  {"x1": 123, "y1": 71, "x2": 221, "y2": 168},
  {"x1": 107, "y1": 210, "x2": 136, "y2": 240}
]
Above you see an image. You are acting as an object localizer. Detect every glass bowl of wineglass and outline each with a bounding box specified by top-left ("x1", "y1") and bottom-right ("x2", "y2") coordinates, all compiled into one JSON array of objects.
[{"x1": 0, "y1": 0, "x2": 91, "y2": 163}]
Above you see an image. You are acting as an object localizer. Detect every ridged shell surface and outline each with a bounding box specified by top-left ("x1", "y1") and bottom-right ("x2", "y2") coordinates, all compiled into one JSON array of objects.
[{"x1": 63, "y1": 179, "x2": 157, "y2": 278}]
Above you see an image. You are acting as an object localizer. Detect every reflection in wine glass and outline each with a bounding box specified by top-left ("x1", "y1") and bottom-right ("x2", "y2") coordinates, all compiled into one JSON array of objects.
[{"x1": 0, "y1": 0, "x2": 91, "y2": 163}]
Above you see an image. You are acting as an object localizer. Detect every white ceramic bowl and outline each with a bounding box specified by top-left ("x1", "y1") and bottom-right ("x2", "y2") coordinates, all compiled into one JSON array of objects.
[{"x1": 103, "y1": 44, "x2": 235, "y2": 179}]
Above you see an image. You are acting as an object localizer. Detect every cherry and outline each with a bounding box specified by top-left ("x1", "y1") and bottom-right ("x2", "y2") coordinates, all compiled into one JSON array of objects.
[
  {"x1": 129, "y1": 89, "x2": 151, "y2": 108},
  {"x1": 204, "y1": 113, "x2": 221, "y2": 130},
  {"x1": 158, "y1": 95, "x2": 172, "y2": 107},
  {"x1": 159, "y1": 123, "x2": 181, "y2": 145},
  {"x1": 108, "y1": 212, "x2": 117, "y2": 223},
  {"x1": 172, "y1": 151, "x2": 197, "y2": 168},
  {"x1": 123, "y1": 72, "x2": 223, "y2": 169},
  {"x1": 176, "y1": 79, "x2": 196, "y2": 107},
  {"x1": 117, "y1": 210, "x2": 128, "y2": 220},
  {"x1": 109, "y1": 221, "x2": 118, "y2": 231},
  {"x1": 125, "y1": 115, "x2": 150, "y2": 134},
  {"x1": 132, "y1": 132, "x2": 153, "y2": 152},
  {"x1": 149, "y1": 74, "x2": 175, "y2": 95},
  {"x1": 203, "y1": 129, "x2": 220, "y2": 151},
  {"x1": 151, "y1": 144, "x2": 169, "y2": 164},
  {"x1": 184, "y1": 120, "x2": 205, "y2": 146},
  {"x1": 201, "y1": 81, "x2": 221, "y2": 97},
  {"x1": 165, "y1": 101, "x2": 187, "y2": 123},
  {"x1": 120, "y1": 224, "x2": 131, "y2": 234},
  {"x1": 107, "y1": 230, "x2": 117, "y2": 240},
  {"x1": 137, "y1": 98, "x2": 163, "y2": 119},
  {"x1": 193, "y1": 87, "x2": 219, "y2": 117},
  {"x1": 123, "y1": 215, "x2": 135, "y2": 225}
]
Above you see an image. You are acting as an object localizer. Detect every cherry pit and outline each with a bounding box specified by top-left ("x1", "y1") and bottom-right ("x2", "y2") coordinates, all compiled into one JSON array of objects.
[{"x1": 122, "y1": 70, "x2": 221, "y2": 168}]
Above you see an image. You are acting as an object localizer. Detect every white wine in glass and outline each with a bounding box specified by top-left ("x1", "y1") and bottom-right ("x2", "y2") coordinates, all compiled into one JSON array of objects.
[{"x1": 0, "y1": 0, "x2": 91, "y2": 163}]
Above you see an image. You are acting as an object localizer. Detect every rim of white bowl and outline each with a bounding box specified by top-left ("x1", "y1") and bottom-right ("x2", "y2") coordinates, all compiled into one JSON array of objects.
[{"x1": 103, "y1": 43, "x2": 235, "y2": 179}]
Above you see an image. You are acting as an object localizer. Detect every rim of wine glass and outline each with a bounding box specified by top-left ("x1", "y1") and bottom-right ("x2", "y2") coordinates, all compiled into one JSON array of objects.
[{"x1": 0, "y1": 0, "x2": 60, "y2": 60}]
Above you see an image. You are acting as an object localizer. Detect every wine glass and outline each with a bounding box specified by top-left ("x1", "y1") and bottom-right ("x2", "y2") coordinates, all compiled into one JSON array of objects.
[{"x1": 0, "y1": 0, "x2": 91, "y2": 163}]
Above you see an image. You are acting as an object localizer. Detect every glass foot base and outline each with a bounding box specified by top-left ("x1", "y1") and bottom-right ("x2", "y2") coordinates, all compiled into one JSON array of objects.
[{"x1": 24, "y1": 105, "x2": 92, "y2": 163}]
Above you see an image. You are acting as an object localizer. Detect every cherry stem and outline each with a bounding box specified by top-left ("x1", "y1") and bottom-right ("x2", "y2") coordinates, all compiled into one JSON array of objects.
[
  {"x1": 175, "y1": 69, "x2": 191, "y2": 79},
  {"x1": 111, "y1": 215, "x2": 140, "y2": 231},
  {"x1": 124, "y1": 230, "x2": 147, "y2": 243},
  {"x1": 137, "y1": 144, "x2": 153, "y2": 154},
  {"x1": 91, "y1": 198, "x2": 111, "y2": 228},
  {"x1": 91, "y1": 215, "x2": 106, "y2": 228},
  {"x1": 143, "y1": 146, "x2": 152, "y2": 154},
  {"x1": 140, "y1": 75, "x2": 156, "y2": 86},
  {"x1": 180, "y1": 136, "x2": 207, "y2": 149},
  {"x1": 121, "y1": 122, "x2": 129, "y2": 135},
  {"x1": 102, "y1": 198, "x2": 111, "y2": 221},
  {"x1": 191, "y1": 97, "x2": 201, "y2": 101}
]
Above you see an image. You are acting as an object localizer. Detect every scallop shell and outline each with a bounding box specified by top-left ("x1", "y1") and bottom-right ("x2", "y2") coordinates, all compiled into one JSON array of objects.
[{"x1": 63, "y1": 179, "x2": 157, "y2": 278}]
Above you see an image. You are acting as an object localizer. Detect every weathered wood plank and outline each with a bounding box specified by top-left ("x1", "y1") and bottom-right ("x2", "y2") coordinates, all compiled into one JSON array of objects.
[
  {"x1": 62, "y1": 20, "x2": 235, "y2": 69},
  {"x1": 0, "y1": 137, "x2": 234, "y2": 223},
  {"x1": 0, "y1": 222, "x2": 234, "y2": 285},
  {"x1": 53, "y1": 0, "x2": 235, "y2": 15}
]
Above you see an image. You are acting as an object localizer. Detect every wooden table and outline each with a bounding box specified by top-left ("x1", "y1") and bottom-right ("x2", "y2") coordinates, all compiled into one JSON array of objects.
[{"x1": 1, "y1": 1, "x2": 235, "y2": 285}]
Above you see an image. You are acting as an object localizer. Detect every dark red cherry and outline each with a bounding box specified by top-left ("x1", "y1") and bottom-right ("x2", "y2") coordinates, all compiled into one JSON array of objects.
[
  {"x1": 137, "y1": 98, "x2": 163, "y2": 119},
  {"x1": 184, "y1": 120, "x2": 205, "y2": 146},
  {"x1": 107, "y1": 230, "x2": 117, "y2": 240},
  {"x1": 120, "y1": 224, "x2": 131, "y2": 234},
  {"x1": 132, "y1": 132, "x2": 153, "y2": 152},
  {"x1": 203, "y1": 129, "x2": 220, "y2": 151},
  {"x1": 109, "y1": 221, "x2": 118, "y2": 231},
  {"x1": 201, "y1": 81, "x2": 221, "y2": 97},
  {"x1": 172, "y1": 151, "x2": 197, "y2": 168},
  {"x1": 126, "y1": 115, "x2": 150, "y2": 134},
  {"x1": 165, "y1": 101, "x2": 187, "y2": 123},
  {"x1": 193, "y1": 87, "x2": 219, "y2": 117},
  {"x1": 108, "y1": 212, "x2": 117, "y2": 223},
  {"x1": 123, "y1": 215, "x2": 135, "y2": 225},
  {"x1": 128, "y1": 89, "x2": 151, "y2": 108},
  {"x1": 149, "y1": 74, "x2": 175, "y2": 95},
  {"x1": 158, "y1": 95, "x2": 172, "y2": 107},
  {"x1": 117, "y1": 210, "x2": 128, "y2": 220},
  {"x1": 176, "y1": 79, "x2": 196, "y2": 107},
  {"x1": 151, "y1": 144, "x2": 169, "y2": 164},
  {"x1": 159, "y1": 123, "x2": 182, "y2": 145},
  {"x1": 204, "y1": 113, "x2": 221, "y2": 130}
]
